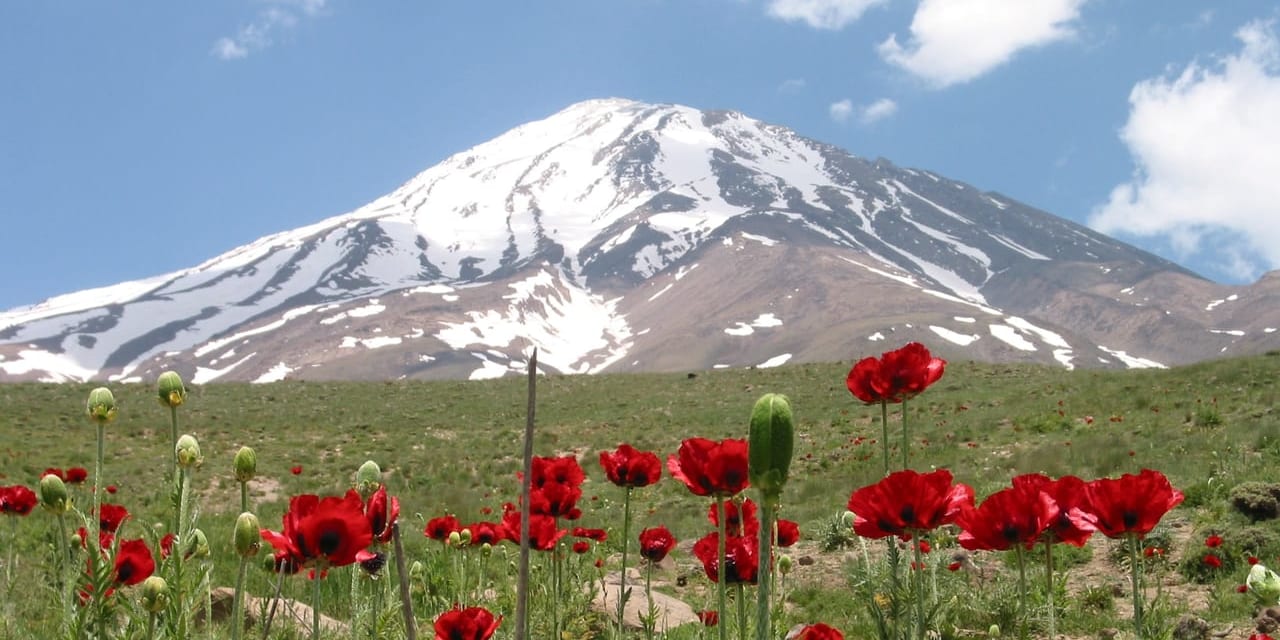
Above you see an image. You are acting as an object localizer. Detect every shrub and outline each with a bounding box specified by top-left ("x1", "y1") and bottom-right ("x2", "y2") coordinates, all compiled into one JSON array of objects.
[{"x1": 1230, "y1": 482, "x2": 1280, "y2": 522}]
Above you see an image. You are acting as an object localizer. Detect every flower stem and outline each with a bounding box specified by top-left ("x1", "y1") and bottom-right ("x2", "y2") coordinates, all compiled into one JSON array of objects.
[
  {"x1": 735, "y1": 583, "x2": 747, "y2": 640},
  {"x1": 901, "y1": 398, "x2": 910, "y2": 470},
  {"x1": 1045, "y1": 543, "x2": 1056, "y2": 640},
  {"x1": 1015, "y1": 545, "x2": 1028, "y2": 640},
  {"x1": 913, "y1": 534, "x2": 927, "y2": 640},
  {"x1": 147, "y1": 611, "x2": 158, "y2": 640},
  {"x1": 1129, "y1": 536, "x2": 1144, "y2": 639},
  {"x1": 176, "y1": 466, "x2": 192, "y2": 638},
  {"x1": 618, "y1": 487, "x2": 633, "y2": 639},
  {"x1": 755, "y1": 498, "x2": 775, "y2": 640},
  {"x1": 6, "y1": 517, "x2": 15, "y2": 587},
  {"x1": 717, "y1": 499, "x2": 728, "y2": 640},
  {"x1": 644, "y1": 560, "x2": 656, "y2": 640},
  {"x1": 240, "y1": 481, "x2": 249, "y2": 515},
  {"x1": 312, "y1": 570, "x2": 322, "y2": 640},
  {"x1": 231, "y1": 556, "x2": 249, "y2": 640},
  {"x1": 393, "y1": 524, "x2": 418, "y2": 640}
]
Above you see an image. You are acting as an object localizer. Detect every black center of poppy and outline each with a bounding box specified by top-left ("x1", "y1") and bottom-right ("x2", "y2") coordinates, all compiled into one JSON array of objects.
[
  {"x1": 1122, "y1": 511, "x2": 1139, "y2": 529},
  {"x1": 1002, "y1": 524, "x2": 1023, "y2": 543},
  {"x1": 318, "y1": 528, "x2": 342, "y2": 555},
  {"x1": 900, "y1": 504, "x2": 916, "y2": 525},
  {"x1": 117, "y1": 561, "x2": 134, "y2": 583}
]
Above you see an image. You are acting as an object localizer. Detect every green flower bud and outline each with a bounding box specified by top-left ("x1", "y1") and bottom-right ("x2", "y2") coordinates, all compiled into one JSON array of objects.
[
  {"x1": 185, "y1": 528, "x2": 209, "y2": 559},
  {"x1": 234, "y1": 512, "x2": 261, "y2": 558},
  {"x1": 748, "y1": 393, "x2": 794, "y2": 502},
  {"x1": 140, "y1": 576, "x2": 169, "y2": 613},
  {"x1": 409, "y1": 560, "x2": 425, "y2": 580},
  {"x1": 459, "y1": 528, "x2": 473, "y2": 546},
  {"x1": 841, "y1": 510, "x2": 856, "y2": 528},
  {"x1": 988, "y1": 624, "x2": 1001, "y2": 638},
  {"x1": 778, "y1": 555, "x2": 793, "y2": 575},
  {"x1": 481, "y1": 542, "x2": 492, "y2": 557},
  {"x1": 356, "y1": 460, "x2": 382, "y2": 497},
  {"x1": 176, "y1": 434, "x2": 202, "y2": 469},
  {"x1": 234, "y1": 446, "x2": 257, "y2": 483},
  {"x1": 157, "y1": 371, "x2": 186, "y2": 409},
  {"x1": 39, "y1": 473, "x2": 70, "y2": 513},
  {"x1": 448, "y1": 531, "x2": 462, "y2": 547},
  {"x1": 1249, "y1": 564, "x2": 1280, "y2": 605},
  {"x1": 86, "y1": 387, "x2": 117, "y2": 424}
]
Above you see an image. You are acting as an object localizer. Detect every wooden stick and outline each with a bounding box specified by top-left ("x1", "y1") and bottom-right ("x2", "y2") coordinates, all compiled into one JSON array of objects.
[{"x1": 514, "y1": 348, "x2": 538, "y2": 640}]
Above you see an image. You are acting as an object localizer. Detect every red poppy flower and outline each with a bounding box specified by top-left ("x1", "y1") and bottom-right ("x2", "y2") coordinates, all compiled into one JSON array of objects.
[
  {"x1": 527, "y1": 456, "x2": 585, "y2": 520},
  {"x1": 291, "y1": 466, "x2": 303, "y2": 475},
  {"x1": 956, "y1": 482, "x2": 1057, "y2": 552},
  {"x1": 42, "y1": 468, "x2": 65, "y2": 481},
  {"x1": 260, "y1": 490, "x2": 375, "y2": 569},
  {"x1": 918, "y1": 540, "x2": 931, "y2": 553},
  {"x1": 667, "y1": 437, "x2": 749, "y2": 497},
  {"x1": 1239, "y1": 584, "x2": 1251, "y2": 593},
  {"x1": 433, "y1": 605, "x2": 502, "y2": 640},
  {"x1": 365, "y1": 485, "x2": 399, "y2": 544},
  {"x1": 425, "y1": 515, "x2": 461, "y2": 542},
  {"x1": 638, "y1": 525, "x2": 677, "y2": 562},
  {"x1": 572, "y1": 540, "x2": 591, "y2": 554},
  {"x1": 159, "y1": 533, "x2": 176, "y2": 559},
  {"x1": 846, "y1": 342, "x2": 946, "y2": 404},
  {"x1": 106, "y1": 485, "x2": 117, "y2": 494},
  {"x1": 65, "y1": 467, "x2": 89, "y2": 484},
  {"x1": 708, "y1": 498, "x2": 759, "y2": 537},
  {"x1": 1203, "y1": 554, "x2": 1222, "y2": 568},
  {"x1": 692, "y1": 532, "x2": 758, "y2": 584},
  {"x1": 1250, "y1": 556, "x2": 1260, "y2": 565},
  {"x1": 947, "y1": 561, "x2": 962, "y2": 571},
  {"x1": 0, "y1": 485, "x2": 37, "y2": 516},
  {"x1": 467, "y1": 521, "x2": 505, "y2": 546},
  {"x1": 599, "y1": 444, "x2": 662, "y2": 488},
  {"x1": 76, "y1": 526, "x2": 113, "y2": 550},
  {"x1": 1081, "y1": 469, "x2": 1183, "y2": 539},
  {"x1": 499, "y1": 510, "x2": 566, "y2": 551},
  {"x1": 572, "y1": 527, "x2": 608, "y2": 542},
  {"x1": 1010, "y1": 474, "x2": 1095, "y2": 547},
  {"x1": 1143, "y1": 546, "x2": 1164, "y2": 558},
  {"x1": 1250, "y1": 635, "x2": 1277, "y2": 640},
  {"x1": 1205, "y1": 535, "x2": 1224, "y2": 548},
  {"x1": 112, "y1": 538, "x2": 155, "y2": 586},
  {"x1": 846, "y1": 469, "x2": 974, "y2": 540},
  {"x1": 776, "y1": 519, "x2": 800, "y2": 547},
  {"x1": 98, "y1": 503, "x2": 130, "y2": 534},
  {"x1": 796, "y1": 623, "x2": 845, "y2": 640},
  {"x1": 698, "y1": 610, "x2": 720, "y2": 627}
]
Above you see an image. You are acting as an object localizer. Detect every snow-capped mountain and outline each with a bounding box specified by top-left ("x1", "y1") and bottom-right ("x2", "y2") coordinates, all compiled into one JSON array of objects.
[{"x1": 2, "y1": 98, "x2": 1276, "y2": 383}]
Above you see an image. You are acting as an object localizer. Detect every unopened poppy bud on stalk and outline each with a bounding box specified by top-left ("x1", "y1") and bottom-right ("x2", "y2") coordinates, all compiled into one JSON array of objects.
[
  {"x1": 156, "y1": 371, "x2": 186, "y2": 409},
  {"x1": 778, "y1": 555, "x2": 793, "y2": 575},
  {"x1": 459, "y1": 528, "x2": 473, "y2": 546},
  {"x1": 234, "y1": 512, "x2": 262, "y2": 557},
  {"x1": 356, "y1": 460, "x2": 382, "y2": 497},
  {"x1": 40, "y1": 473, "x2": 70, "y2": 513},
  {"x1": 86, "y1": 387, "x2": 117, "y2": 424},
  {"x1": 186, "y1": 528, "x2": 209, "y2": 559},
  {"x1": 748, "y1": 393, "x2": 794, "y2": 504},
  {"x1": 448, "y1": 531, "x2": 462, "y2": 547},
  {"x1": 176, "y1": 434, "x2": 202, "y2": 469},
  {"x1": 234, "y1": 446, "x2": 257, "y2": 483},
  {"x1": 141, "y1": 576, "x2": 170, "y2": 613}
]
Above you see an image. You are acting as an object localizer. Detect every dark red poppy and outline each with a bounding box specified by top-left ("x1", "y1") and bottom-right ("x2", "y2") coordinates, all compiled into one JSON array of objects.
[
  {"x1": 42, "y1": 468, "x2": 64, "y2": 481},
  {"x1": 572, "y1": 527, "x2": 608, "y2": 542},
  {"x1": 65, "y1": 467, "x2": 89, "y2": 484},
  {"x1": 956, "y1": 482, "x2": 1057, "y2": 551},
  {"x1": 846, "y1": 342, "x2": 946, "y2": 404},
  {"x1": 499, "y1": 510, "x2": 565, "y2": 551},
  {"x1": 599, "y1": 444, "x2": 662, "y2": 488},
  {"x1": 572, "y1": 540, "x2": 591, "y2": 554},
  {"x1": 291, "y1": 466, "x2": 303, "y2": 475},
  {"x1": 1205, "y1": 535, "x2": 1223, "y2": 548},
  {"x1": 425, "y1": 515, "x2": 461, "y2": 542},
  {"x1": 692, "y1": 532, "x2": 758, "y2": 584},
  {"x1": 433, "y1": 604, "x2": 502, "y2": 640},
  {"x1": 846, "y1": 469, "x2": 974, "y2": 540},
  {"x1": 527, "y1": 455, "x2": 585, "y2": 520},
  {"x1": 106, "y1": 485, "x2": 117, "y2": 494},
  {"x1": 76, "y1": 526, "x2": 113, "y2": 550},
  {"x1": 947, "y1": 561, "x2": 962, "y2": 571},
  {"x1": 699, "y1": 610, "x2": 719, "y2": 627},
  {"x1": 1250, "y1": 556, "x2": 1261, "y2": 565},
  {"x1": 1203, "y1": 554, "x2": 1222, "y2": 568},
  {"x1": 1250, "y1": 635, "x2": 1277, "y2": 640},
  {"x1": 1081, "y1": 469, "x2": 1183, "y2": 539},
  {"x1": 467, "y1": 521, "x2": 505, "y2": 546},
  {"x1": 638, "y1": 525, "x2": 677, "y2": 562},
  {"x1": 112, "y1": 538, "x2": 155, "y2": 586},
  {"x1": 776, "y1": 519, "x2": 800, "y2": 547},
  {"x1": 667, "y1": 437, "x2": 749, "y2": 497},
  {"x1": 1010, "y1": 474, "x2": 1095, "y2": 547},
  {"x1": 708, "y1": 498, "x2": 758, "y2": 537},
  {"x1": 260, "y1": 490, "x2": 375, "y2": 569},
  {"x1": 0, "y1": 485, "x2": 37, "y2": 515},
  {"x1": 98, "y1": 503, "x2": 130, "y2": 534},
  {"x1": 364, "y1": 485, "x2": 399, "y2": 544},
  {"x1": 159, "y1": 533, "x2": 176, "y2": 559},
  {"x1": 796, "y1": 623, "x2": 845, "y2": 640}
]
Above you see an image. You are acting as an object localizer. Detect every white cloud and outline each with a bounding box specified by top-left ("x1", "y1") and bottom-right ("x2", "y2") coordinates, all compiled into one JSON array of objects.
[
  {"x1": 767, "y1": 0, "x2": 886, "y2": 30},
  {"x1": 777, "y1": 78, "x2": 807, "y2": 94},
  {"x1": 878, "y1": 0, "x2": 1088, "y2": 88},
  {"x1": 211, "y1": 0, "x2": 326, "y2": 60},
  {"x1": 1089, "y1": 20, "x2": 1280, "y2": 281},
  {"x1": 859, "y1": 97, "x2": 897, "y2": 124},
  {"x1": 829, "y1": 99, "x2": 854, "y2": 123}
]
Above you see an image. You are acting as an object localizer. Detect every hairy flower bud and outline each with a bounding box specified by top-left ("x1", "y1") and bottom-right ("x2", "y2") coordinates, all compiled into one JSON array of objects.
[
  {"x1": 86, "y1": 387, "x2": 117, "y2": 424},
  {"x1": 459, "y1": 528, "x2": 473, "y2": 546},
  {"x1": 778, "y1": 554, "x2": 793, "y2": 575},
  {"x1": 841, "y1": 510, "x2": 856, "y2": 529},
  {"x1": 356, "y1": 460, "x2": 382, "y2": 497},
  {"x1": 156, "y1": 371, "x2": 186, "y2": 409},
  {"x1": 448, "y1": 531, "x2": 462, "y2": 547},
  {"x1": 234, "y1": 512, "x2": 261, "y2": 558},
  {"x1": 176, "y1": 434, "x2": 202, "y2": 469},
  {"x1": 185, "y1": 528, "x2": 209, "y2": 559},
  {"x1": 988, "y1": 624, "x2": 1001, "y2": 638},
  {"x1": 748, "y1": 393, "x2": 794, "y2": 502},
  {"x1": 39, "y1": 473, "x2": 70, "y2": 513},
  {"x1": 141, "y1": 576, "x2": 169, "y2": 613},
  {"x1": 234, "y1": 446, "x2": 257, "y2": 483}
]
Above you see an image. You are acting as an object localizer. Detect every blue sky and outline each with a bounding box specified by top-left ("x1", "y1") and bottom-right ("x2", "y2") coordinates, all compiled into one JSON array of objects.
[{"x1": 2, "y1": 1, "x2": 1278, "y2": 311}]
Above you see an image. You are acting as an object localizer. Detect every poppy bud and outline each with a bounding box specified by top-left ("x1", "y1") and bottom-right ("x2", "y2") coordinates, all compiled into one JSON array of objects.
[
  {"x1": 156, "y1": 371, "x2": 186, "y2": 408},
  {"x1": 40, "y1": 473, "x2": 70, "y2": 513},
  {"x1": 234, "y1": 446, "x2": 257, "y2": 483},
  {"x1": 748, "y1": 393, "x2": 794, "y2": 503},
  {"x1": 185, "y1": 528, "x2": 209, "y2": 559},
  {"x1": 410, "y1": 560, "x2": 425, "y2": 580},
  {"x1": 459, "y1": 528, "x2": 473, "y2": 546},
  {"x1": 356, "y1": 460, "x2": 382, "y2": 497},
  {"x1": 988, "y1": 624, "x2": 1001, "y2": 638},
  {"x1": 841, "y1": 511, "x2": 856, "y2": 528},
  {"x1": 1248, "y1": 564, "x2": 1280, "y2": 605},
  {"x1": 481, "y1": 542, "x2": 492, "y2": 556},
  {"x1": 448, "y1": 531, "x2": 461, "y2": 547},
  {"x1": 86, "y1": 387, "x2": 117, "y2": 424},
  {"x1": 779, "y1": 555, "x2": 793, "y2": 575},
  {"x1": 176, "y1": 435, "x2": 202, "y2": 469},
  {"x1": 141, "y1": 576, "x2": 169, "y2": 613},
  {"x1": 234, "y1": 512, "x2": 261, "y2": 558}
]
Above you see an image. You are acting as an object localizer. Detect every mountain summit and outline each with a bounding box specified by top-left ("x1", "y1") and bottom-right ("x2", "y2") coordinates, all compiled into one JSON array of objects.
[{"x1": 2, "y1": 99, "x2": 1275, "y2": 383}]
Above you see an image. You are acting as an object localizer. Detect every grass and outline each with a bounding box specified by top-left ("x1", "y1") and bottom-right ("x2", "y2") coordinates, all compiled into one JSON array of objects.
[{"x1": 0, "y1": 352, "x2": 1277, "y2": 638}]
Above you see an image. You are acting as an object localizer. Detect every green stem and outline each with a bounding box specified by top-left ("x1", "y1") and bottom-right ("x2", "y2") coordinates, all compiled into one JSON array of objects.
[
  {"x1": 618, "y1": 487, "x2": 632, "y2": 640},
  {"x1": 6, "y1": 516, "x2": 15, "y2": 587},
  {"x1": 350, "y1": 563, "x2": 361, "y2": 640},
  {"x1": 717, "y1": 499, "x2": 728, "y2": 640},
  {"x1": 147, "y1": 611, "x2": 158, "y2": 640},
  {"x1": 1129, "y1": 536, "x2": 1144, "y2": 639},
  {"x1": 880, "y1": 401, "x2": 890, "y2": 477},
  {"x1": 176, "y1": 466, "x2": 192, "y2": 639},
  {"x1": 90, "y1": 422, "x2": 105, "y2": 631},
  {"x1": 392, "y1": 523, "x2": 418, "y2": 640},
  {"x1": 552, "y1": 547, "x2": 562, "y2": 640},
  {"x1": 735, "y1": 583, "x2": 747, "y2": 640},
  {"x1": 1016, "y1": 545, "x2": 1028, "y2": 640},
  {"x1": 312, "y1": 570, "x2": 323, "y2": 640},
  {"x1": 1045, "y1": 543, "x2": 1056, "y2": 640},
  {"x1": 644, "y1": 559, "x2": 656, "y2": 640},
  {"x1": 170, "y1": 406, "x2": 180, "y2": 536},
  {"x1": 901, "y1": 398, "x2": 909, "y2": 471},
  {"x1": 231, "y1": 557, "x2": 249, "y2": 640},
  {"x1": 240, "y1": 482, "x2": 249, "y2": 515},
  {"x1": 913, "y1": 533, "x2": 927, "y2": 640},
  {"x1": 755, "y1": 498, "x2": 775, "y2": 640}
]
